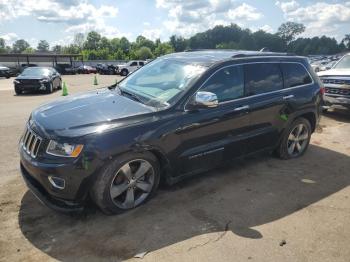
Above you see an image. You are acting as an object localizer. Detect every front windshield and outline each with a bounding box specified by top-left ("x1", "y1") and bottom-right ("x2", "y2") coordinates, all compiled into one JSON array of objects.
[
  {"x1": 21, "y1": 68, "x2": 50, "y2": 76},
  {"x1": 334, "y1": 55, "x2": 350, "y2": 69},
  {"x1": 118, "y1": 58, "x2": 206, "y2": 108}
]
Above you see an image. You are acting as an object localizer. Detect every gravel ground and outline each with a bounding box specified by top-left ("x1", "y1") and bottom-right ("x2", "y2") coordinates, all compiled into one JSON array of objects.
[{"x1": 0, "y1": 74, "x2": 349, "y2": 262}]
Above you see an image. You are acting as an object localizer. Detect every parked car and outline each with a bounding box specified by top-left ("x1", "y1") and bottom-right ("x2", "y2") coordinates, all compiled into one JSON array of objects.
[
  {"x1": 77, "y1": 65, "x2": 97, "y2": 74},
  {"x1": 55, "y1": 64, "x2": 77, "y2": 75},
  {"x1": 14, "y1": 67, "x2": 62, "y2": 95},
  {"x1": 96, "y1": 63, "x2": 118, "y2": 75},
  {"x1": 19, "y1": 50, "x2": 323, "y2": 214},
  {"x1": 318, "y1": 53, "x2": 350, "y2": 110},
  {"x1": 20, "y1": 63, "x2": 38, "y2": 72},
  {"x1": 116, "y1": 60, "x2": 145, "y2": 76},
  {"x1": 0, "y1": 65, "x2": 18, "y2": 78}
]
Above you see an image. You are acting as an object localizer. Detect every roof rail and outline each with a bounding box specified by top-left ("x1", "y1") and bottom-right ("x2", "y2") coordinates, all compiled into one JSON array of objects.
[{"x1": 232, "y1": 52, "x2": 296, "y2": 58}]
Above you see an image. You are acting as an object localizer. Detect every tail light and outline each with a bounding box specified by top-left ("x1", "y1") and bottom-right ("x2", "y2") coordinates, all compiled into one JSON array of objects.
[{"x1": 320, "y1": 85, "x2": 325, "y2": 95}]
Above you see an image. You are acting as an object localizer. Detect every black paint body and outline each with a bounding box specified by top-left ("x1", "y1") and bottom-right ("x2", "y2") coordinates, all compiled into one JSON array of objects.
[{"x1": 19, "y1": 51, "x2": 323, "y2": 211}]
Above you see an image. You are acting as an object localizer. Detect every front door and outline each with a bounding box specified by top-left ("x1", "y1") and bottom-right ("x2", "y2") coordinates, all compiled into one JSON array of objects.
[{"x1": 176, "y1": 65, "x2": 252, "y2": 175}]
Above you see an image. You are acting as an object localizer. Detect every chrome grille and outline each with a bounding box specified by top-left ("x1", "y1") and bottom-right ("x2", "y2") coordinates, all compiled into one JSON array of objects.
[
  {"x1": 325, "y1": 87, "x2": 350, "y2": 96},
  {"x1": 22, "y1": 127, "x2": 42, "y2": 158},
  {"x1": 321, "y1": 78, "x2": 350, "y2": 85}
]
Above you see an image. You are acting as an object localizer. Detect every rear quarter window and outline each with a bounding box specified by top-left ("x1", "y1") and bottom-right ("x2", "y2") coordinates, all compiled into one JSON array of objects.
[
  {"x1": 245, "y1": 63, "x2": 283, "y2": 95},
  {"x1": 281, "y1": 63, "x2": 312, "y2": 88}
]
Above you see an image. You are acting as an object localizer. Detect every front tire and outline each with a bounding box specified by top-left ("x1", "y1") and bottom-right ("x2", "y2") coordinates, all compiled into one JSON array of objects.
[
  {"x1": 277, "y1": 117, "x2": 311, "y2": 160},
  {"x1": 91, "y1": 152, "x2": 160, "y2": 215},
  {"x1": 14, "y1": 87, "x2": 22, "y2": 95},
  {"x1": 45, "y1": 82, "x2": 53, "y2": 94},
  {"x1": 121, "y1": 69, "x2": 128, "y2": 76}
]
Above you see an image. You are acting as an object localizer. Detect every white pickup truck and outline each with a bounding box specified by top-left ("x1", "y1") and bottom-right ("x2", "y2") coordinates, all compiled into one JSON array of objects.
[
  {"x1": 116, "y1": 60, "x2": 145, "y2": 76},
  {"x1": 318, "y1": 53, "x2": 350, "y2": 110}
]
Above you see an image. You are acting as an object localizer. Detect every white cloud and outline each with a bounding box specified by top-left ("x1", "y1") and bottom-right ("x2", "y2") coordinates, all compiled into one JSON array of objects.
[
  {"x1": 0, "y1": 33, "x2": 19, "y2": 45},
  {"x1": 0, "y1": 0, "x2": 118, "y2": 24},
  {"x1": 276, "y1": 1, "x2": 350, "y2": 39},
  {"x1": 0, "y1": 0, "x2": 125, "y2": 39},
  {"x1": 141, "y1": 29, "x2": 162, "y2": 40},
  {"x1": 157, "y1": 0, "x2": 262, "y2": 37},
  {"x1": 227, "y1": 3, "x2": 263, "y2": 21}
]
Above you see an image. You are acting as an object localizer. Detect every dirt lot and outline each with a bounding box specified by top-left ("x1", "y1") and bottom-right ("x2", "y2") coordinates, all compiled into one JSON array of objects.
[{"x1": 0, "y1": 74, "x2": 350, "y2": 262}]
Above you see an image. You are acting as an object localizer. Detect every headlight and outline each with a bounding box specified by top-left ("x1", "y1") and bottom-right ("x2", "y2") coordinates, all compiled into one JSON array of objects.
[
  {"x1": 46, "y1": 140, "x2": 83, "y2": 157},
  {"x1": 13, "y1": 79, "x2": 20, "y2": 84},
  {"x1": 40, "y1": 78, "x2": 49, "y2": 83}
]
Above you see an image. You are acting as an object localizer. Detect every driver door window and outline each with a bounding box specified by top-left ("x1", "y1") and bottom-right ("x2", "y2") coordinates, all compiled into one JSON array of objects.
[{"x1": 200, "y1": 65, "x2": 244, "y2": 103}]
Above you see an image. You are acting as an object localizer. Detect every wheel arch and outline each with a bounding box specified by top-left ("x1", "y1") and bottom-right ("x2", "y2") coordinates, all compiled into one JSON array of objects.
[{"x1": 293, "y1": 111, "x2": 317, "y2": 133}]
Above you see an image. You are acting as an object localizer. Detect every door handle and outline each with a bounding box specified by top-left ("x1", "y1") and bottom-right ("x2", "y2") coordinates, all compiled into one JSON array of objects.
[
  {"x1": 233, "y1": 105, "x2": 250, "y2": 111},
  {"x1": 283, "y1": 95, "x2": 294, "y2": 100}
]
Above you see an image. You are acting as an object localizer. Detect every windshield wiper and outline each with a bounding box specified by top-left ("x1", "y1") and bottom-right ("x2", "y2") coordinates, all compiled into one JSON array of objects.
[{"x1": 113, "y1": 85, "x2": 145, "y2": 104}]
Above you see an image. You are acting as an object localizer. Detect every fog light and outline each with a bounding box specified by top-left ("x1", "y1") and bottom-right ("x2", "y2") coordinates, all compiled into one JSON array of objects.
[{"x1": 48, "y1": 176, "x2": 65, "y2": 190}]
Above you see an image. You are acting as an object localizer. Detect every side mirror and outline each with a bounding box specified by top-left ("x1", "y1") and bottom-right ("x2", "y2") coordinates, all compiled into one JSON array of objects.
[{"x1": 188, "y1": 91, "x2": 218, "y2": 109}]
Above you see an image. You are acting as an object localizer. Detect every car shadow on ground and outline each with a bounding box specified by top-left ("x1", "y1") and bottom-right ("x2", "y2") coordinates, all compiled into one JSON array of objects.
[
  {"x1": 323, "y1": 108, "x2": 350, "y2": 123},
  {"x1": 18, "y1": 145, "x2": 350, "y2": 261}
]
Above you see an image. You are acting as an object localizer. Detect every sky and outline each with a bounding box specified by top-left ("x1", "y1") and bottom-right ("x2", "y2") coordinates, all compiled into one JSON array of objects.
[{"x1": 0, "y1": 0, "x2": 349, "y2": 48}]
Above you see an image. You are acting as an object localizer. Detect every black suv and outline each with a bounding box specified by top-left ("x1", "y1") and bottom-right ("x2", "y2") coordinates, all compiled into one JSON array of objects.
[{"x1": 19, "y1": 50, "x2": 323, "y2": 214}]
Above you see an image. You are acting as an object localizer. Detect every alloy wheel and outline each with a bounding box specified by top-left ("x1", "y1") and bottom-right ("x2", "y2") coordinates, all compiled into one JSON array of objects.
[
  {"x1": 287, "y1": 123, "x2": 309, "y2": 157},
  {"x1": 109, "y1": 159, "x2": 155, "y2": 209}
]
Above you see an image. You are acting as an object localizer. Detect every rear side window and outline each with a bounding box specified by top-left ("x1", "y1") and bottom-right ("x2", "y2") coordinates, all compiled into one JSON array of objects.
[
  {"x1": 245, "y1": 63, "x2": 283, "y2": 95},
  {"x1": 282, "y1": 63, "x2": 312, "y2": 88},
  {"x1": 201, "y1": 65, "x2": 244, "y2": 102},
  {"x1": 139, "y1": 62, "x2": 144, "y2": 66}
]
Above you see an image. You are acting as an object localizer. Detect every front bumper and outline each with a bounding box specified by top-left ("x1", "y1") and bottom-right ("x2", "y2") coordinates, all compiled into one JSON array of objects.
[
  {"x1": 19, "y1": 146, "x2": 97, "y2": 213},
  {"x1": 21, "y1": 163, "x2": 84, "y2": 213},
  {"x1": 15, "y1": 82, "x2": 50, "y2": 92},
  {"x1": 324, "y1": 94, "x2": 350, "y2": 108}
]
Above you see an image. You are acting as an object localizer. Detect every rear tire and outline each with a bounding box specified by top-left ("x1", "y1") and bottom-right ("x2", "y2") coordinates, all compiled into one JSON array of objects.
[
  {"x1": 277, "y1": 117, "x2": 311, "y2": 160},
  {"x1": 91, "y1": 152, "x2": 160, "y2": 215}
]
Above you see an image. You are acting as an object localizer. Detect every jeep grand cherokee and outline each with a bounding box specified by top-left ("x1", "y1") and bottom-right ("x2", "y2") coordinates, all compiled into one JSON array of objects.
[{"x1": 19, "y1": 50, "x2": 323, "y2": 214}]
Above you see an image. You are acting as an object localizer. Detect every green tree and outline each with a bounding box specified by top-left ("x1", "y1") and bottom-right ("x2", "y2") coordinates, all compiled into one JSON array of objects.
[
  {"x1": 154, "y1": 42, "x2": 174, "y2": 57},
  {"x1": 135, "y1": 35, "x2": 155, "y2": 50},
  {"x1": 119, "y1": 37, "x2": 130, "y2": 53},
  {"x1": 73, "y1": 33, "x2": 85, "y2": 50},
  {"x1": 52, "y1": 45, "x2": 62, "y2": 53},
  {"x1": 12, "y1": 39, "x2": 30, "y2": 53},
  {"x1": 277, "y1": 22, "x2": 305, "y2": 45},
  {"x1": 342, "y1": 34, "x2": 350, "y2": 49},
  {"x1": 136, "y1": 46, "x2": 153, "y2": 60},
  {"x1": 23, "y1": 47, "x2": 35, "y2": 54},
  {"x1": 84, "y1": 31, "x2": 101, "y2": 50},
  {"x1": 37, "y1": 40, "x2": 50, "y2": 52},
  {"x1": 253, "y1": 30, "x2": 286, "y2": 52},
  {"x1": 169, "y1": 35, "x2": 187, "y2": 52},
  {"x1": 0, "y1": 38, "x2": 6, "y2": 53}
]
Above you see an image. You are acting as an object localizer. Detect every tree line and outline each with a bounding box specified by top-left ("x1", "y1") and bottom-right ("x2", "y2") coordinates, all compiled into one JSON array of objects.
[{"x1": 0, "y1": 22, "x2": 349, "y2": 60}]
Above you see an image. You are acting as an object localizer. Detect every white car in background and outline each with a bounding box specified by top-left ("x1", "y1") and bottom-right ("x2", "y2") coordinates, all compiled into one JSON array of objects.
[
  {"x1": 318, "y1": 54, "x2": 350, "y2": 110},
  {"x1": 117, "y1": 60, "x2": 145, "y2": 76}
]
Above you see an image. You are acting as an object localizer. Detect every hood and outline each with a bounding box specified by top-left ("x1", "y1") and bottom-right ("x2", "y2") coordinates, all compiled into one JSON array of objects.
[
  {"x1": 31, "y1": 88, "x2": 155, "y2": 138},
  {"x1": 317, "y1": 68, "x2": 350, "y2": 77},
  {"x1": 0, "y1": 66, "x2": 9, "y2": 70},
  {"x1": 16, "y1": 75, "x2": 49, "y2": 80}
]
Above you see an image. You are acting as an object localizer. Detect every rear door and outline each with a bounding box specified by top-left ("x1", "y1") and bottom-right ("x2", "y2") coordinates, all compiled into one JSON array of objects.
[{"x1": 243, "y1": 62, "x2": 286, "y2": 153}]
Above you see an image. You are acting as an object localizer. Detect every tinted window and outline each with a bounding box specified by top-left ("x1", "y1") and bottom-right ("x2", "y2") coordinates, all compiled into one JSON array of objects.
[
  {"x1": 139, "y1": 62, "x2": 144, "y2": 66},
  {"x1": 245, "y1": 63, "x2": 283, "y2": 95},
  {"x1": 282, "y1": 63, "x2": 312, "y2": 88},
  {"x1": 130, "y1": 62, "x2": 137, "y2": 66},
  {"x1": 201, "y1": 66, "x2": 244, "y2": 102}
]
